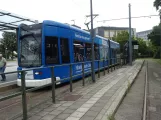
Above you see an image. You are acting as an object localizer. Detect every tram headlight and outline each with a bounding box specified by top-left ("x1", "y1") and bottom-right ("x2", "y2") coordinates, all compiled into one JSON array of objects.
[{"x1": 35, "y1": 71, "x2": 42, "y2": 75}]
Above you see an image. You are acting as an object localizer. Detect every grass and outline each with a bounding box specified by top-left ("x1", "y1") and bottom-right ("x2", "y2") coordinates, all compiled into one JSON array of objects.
[
  {"x1": 127, "y1": 80, "x2": 131, "y2": 92},
  {"x1": 153, "y1": 59, "x2": 161, "y2": 65},
  {"x1": 107, "y1": 113, "x2": 115, "y2": 120}
]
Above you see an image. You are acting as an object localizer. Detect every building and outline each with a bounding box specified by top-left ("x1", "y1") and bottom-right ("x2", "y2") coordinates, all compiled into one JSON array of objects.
[
  {"x1": 136, "y1": 29, "x2": 152, "y2": 41},
  {"x1": 94, "y1": 26, "x2": 136, "y2": 39}
]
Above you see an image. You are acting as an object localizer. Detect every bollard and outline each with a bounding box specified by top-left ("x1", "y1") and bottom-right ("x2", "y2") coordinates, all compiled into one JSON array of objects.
[
  {"x1": 114, "y1": 59, "x2": 116, "y2": 70},
  {"x1": 21, "y1": 71, "x2": 27, "y2": 120},
  {"x1": 82, "y1": 63, "x2": 85, "y2": 86},
  {"x1": 111, "y1": 59, "x2": 113, "y2": 72},
  {"x1": 98, "y1": 60, "x2": 100, "y2": 78},
  {"x1": 70, "y1": 64, "x2": 73, "y2": 92},
  {"x1": 103, "y1": 60, "x2": 105, "y2": 75},
  {"x1": 107, "y1": 60, "x2": 109, "y2": 73},
  {"x1": 51, "y1": 67, "x2": 56, "y2": 103}
]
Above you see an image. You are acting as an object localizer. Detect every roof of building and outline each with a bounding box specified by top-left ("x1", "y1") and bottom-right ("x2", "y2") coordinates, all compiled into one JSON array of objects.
[
  {"x1": 94, "y1": 26, "x2": 135, "y2": 30},
  {"x1": 136, "y1": 29, "x2": 152, "y2": 34}
]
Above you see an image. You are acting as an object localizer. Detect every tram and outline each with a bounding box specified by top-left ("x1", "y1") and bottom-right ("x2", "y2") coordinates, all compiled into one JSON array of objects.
[{"x1": 17, "y1": 20, "x2": 120, "y2": 87}]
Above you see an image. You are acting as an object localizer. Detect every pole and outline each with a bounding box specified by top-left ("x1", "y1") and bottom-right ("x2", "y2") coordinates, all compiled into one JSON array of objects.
[
  {"x1": 90, "y1": 0, "x2": 95, "y2": 82},
  {"x1": 160, "y1": 16, "x2": 161, "y2": 59},
  {"x1": 129, "y1": 3, "x2": 132, "y2": 65},
  {"x1": 21, "y1": 71, "x2": 27, "y2": 120},
  {"x1": 109, "y1": 26, "x2": 111, "y2": 39},
  {"x1": 51, "y1": 67, "x2": 55, "y2": 103}
]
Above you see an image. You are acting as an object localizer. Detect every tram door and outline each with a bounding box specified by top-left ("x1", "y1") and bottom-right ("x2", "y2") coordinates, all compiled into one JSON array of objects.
[{"x1": 45, "y1": 36, "x2": 59, "y2": 64}]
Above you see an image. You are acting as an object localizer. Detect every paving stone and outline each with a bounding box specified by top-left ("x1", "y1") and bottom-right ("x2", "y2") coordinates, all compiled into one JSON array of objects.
[
  {"x1": 77, "y1": 107, "x2": 89, "y2": 113},
  {"x1": 81, "y1": 103, "x2": 93, "y2": 108},
  {"x1": 85, "y1": 110, "x2": 99, "y2": 117},
  {"x1": 66, "y1": 117, "x2": 80, "y2": 120},
  {"x1": 69, "y1": 105, "x2": 81, "y2": 110},
  {"x1": 15, "y1": 117, "x2": 23, "y2": 120},
  {"x1": 62, "y1": 102, "x2": 74, "y2": 107},
  {"x1": 56, "y1": 113, "x2": 70, "y2": 119},
  {"x1": 82, "y1": 95, "x2": 93, "y2": 99},
  {"x1": 71, "y1": 111, "x2": 85, "y2": 118},
  {"x1": 77, "y1": 99, "x2": 89, "y2": 102},
  {"x1": 90, "y1": 106, "x2": 103, "y2": 112},
  {"x1": 80, "y1": 116, "x2": 95, "y2": 120},
  {"x1": 52, "y1": 104, "x2": 61, "y2": 108},
  {"x1": 28, "y1": 115, "x2": 42, "y2": 120},
  {"x1": 94, "y1": 113, "x2": 104, "y2": 120},
  {"x1": 93, "y1": 103, "x2": 105, "y2": 107},
  {"x1": 86, "y1": 100, "x2": 97, "y2": 104},
  {"x1": 97, "y1": 99, "x2": 108, "y2": 104},
  {"x1": 49, "y1": 110, "x2": 62, "y2": 116},
  {"x1": 36, "y1": 111, "x2": 49, "y2": 117},
  {"x1": 56, "y1": 106, "x2": 68, "y2": 111},
  {"x1": 41, "y1": 114, "x2": 56, "y2": 120},
  {"x1": 73, "y1": 101, "x2": 85, "y2": 106},
  {"x1": 63, "y1": 109, "x2": 75, "y2": 114},
  {"x1": 44, "y1": 107, "x2": 55, "y2": 112},
  {"x1": 28, "y1": 111, "x2": 37, "y2": 117},
  {"x1": 31, "y1": 108, "x2": 42, "y2": 113}
]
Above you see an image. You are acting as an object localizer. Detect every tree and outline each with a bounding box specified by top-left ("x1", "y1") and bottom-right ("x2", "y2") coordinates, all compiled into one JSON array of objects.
[
  {"x1": 0, "y1": 32, "x2": 17, "y2": 59},
  {"x1": 154, "y1": 0, "x2": 161, "y2": 15},
  {"x1": 148, "y1": 25, "x2": 161, "y2": 58},
  {"x1": 113, "y1": 31, "x2": 129, "y2": 53},
  {"x1": 154, "y1": 0, "x2": 161, "y2": 10}
]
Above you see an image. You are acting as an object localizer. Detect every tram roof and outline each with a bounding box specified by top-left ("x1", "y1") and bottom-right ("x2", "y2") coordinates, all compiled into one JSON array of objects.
[{"x1": 43, "y1": 20, "x2": 119, "y2": 45}]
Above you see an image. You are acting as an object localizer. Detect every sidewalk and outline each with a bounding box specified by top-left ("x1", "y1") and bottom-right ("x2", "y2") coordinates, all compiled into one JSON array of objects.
[
  {"x1": 147, "y1": 59, "x2": 161, "y2": 120},
  {"x1": 15, "y1": 60, "x2": 143, "y2": 120},
  {"x1": 115, "y1": 60, "x2": 146, "y2": 120}
]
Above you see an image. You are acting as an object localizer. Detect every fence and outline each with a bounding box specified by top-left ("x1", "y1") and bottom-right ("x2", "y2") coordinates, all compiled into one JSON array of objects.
[{"x1": 0, "y1": 58, "x2": 126, "y2": 120}]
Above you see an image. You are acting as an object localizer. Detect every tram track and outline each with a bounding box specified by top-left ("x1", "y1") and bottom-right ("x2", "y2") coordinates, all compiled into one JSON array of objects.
[{"x1": 142, "y1": 61, "x2": 148, "y2": 120}]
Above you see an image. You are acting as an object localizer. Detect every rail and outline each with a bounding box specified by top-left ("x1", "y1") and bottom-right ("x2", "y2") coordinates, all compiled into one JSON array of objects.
[
  {"x1": 0, "y1": 58, "x2": 125, "y2": 120},
  {"x1": 142, "y1": 61, "x2": 148, "y2": 120}
]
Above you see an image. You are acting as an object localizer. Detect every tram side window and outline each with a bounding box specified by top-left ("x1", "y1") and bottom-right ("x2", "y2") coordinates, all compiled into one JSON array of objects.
[
  {"x1": 94, "y1": 44, "x2": 99, "y2": 60},
  {"x1": 100, "y1": 46, "x2": 105, "y2": 60},
  {"x1": 85, "y1": 43, "x2": 92, "y2": 61},
  {"x1": 73, "y1": 41, "x2": 84, "y2": 62},
  {"x1": 60, "y1": 38, "x2": 70, "y2": 63},
  {"x1": 104, "y1": 47, "x2": 108, "y2": 60},
  {"x1": 45, "y1": 36, "x2": 59, "y2": 64}
]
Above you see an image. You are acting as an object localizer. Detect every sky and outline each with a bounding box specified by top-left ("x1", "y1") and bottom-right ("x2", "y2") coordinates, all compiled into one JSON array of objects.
[{"x1": 0, "y1": 0, "x2": 160, "y2": 35}]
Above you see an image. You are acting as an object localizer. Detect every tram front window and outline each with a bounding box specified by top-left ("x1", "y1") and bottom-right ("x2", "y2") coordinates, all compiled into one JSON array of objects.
[{"x1": 19, "y1": 24, "x2": 41, "y2": 67}]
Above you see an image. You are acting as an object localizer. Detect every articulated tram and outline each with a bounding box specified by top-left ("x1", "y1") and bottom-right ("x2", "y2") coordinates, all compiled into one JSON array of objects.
[{"x1": 17, "y1": 20, "x2": 120, "y2": 87}]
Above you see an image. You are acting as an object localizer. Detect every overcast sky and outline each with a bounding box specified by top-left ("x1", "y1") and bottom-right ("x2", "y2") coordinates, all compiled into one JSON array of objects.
[{"x1": 0, "y1": 0, "x2": 160, "y2": 33}]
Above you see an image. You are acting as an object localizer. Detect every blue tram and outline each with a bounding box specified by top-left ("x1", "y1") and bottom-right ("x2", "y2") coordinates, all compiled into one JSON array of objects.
[{"x1": 17, "y1": 20, "x2": 120, "y2": 87}]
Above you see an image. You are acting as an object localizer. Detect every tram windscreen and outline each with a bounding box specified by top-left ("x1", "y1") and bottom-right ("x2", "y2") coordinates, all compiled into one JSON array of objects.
[{"x1": 19, "y1": 24, "x2": 42, "y2": 67}]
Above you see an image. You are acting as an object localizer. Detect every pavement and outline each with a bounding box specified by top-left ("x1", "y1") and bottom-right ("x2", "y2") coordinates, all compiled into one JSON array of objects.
[
  {"x1": 115, "y1": 60, "x2": 146, "y2": 120},
  {"x1": 14, "y1": 60, "x2": 143, "y2": 120},
  {"x1": 147, "y1": 59, "x2": 161, "y2": 120}
]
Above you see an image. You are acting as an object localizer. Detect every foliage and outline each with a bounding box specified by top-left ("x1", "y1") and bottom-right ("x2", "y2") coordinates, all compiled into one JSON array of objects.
[
  {"x1": 154, "y1": 0, "x2": 161, "y2": 10},
  {"x1": 107, "y1": 113, "x2": 115, "y2": 120},
  {"x1": 134, "y1": 37, "x2": 154, "y2": 58},
  {"x1": 148, "y1": 24, "x2": 161, "y2": 58},
  {"x1": 113, "y1": 31, "x2": 129, "y2": 53},
  {"x1": 0, "y1": 32, "x2": 17, "y2": 59},
  {"x1": 154, "y1": 0, "x2": 161, "y2": 19},
  {"x1": 148, "y1": 25, "x2": 161, "y2": 46},
  {"x1": 134, "y1": 37, "x2": 147, "y2": 54}
]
